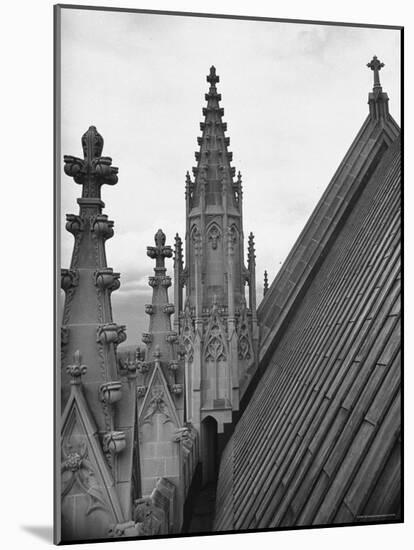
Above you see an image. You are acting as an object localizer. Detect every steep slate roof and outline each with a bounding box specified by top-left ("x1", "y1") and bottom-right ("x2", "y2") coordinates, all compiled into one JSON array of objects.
[{"x1": 214, "y1": 65, "x2": 401, "y2": 530}]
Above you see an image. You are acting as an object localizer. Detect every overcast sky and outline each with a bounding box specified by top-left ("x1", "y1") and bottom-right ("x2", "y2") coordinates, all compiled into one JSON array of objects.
[{"x1": 59, "y1": 8, "x2": 400, "y2": 345}]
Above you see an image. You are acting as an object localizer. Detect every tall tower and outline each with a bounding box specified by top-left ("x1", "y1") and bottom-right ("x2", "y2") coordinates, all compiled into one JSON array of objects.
[{"x1": 174, "y1": 67, "x2": 258, "y2": 481}]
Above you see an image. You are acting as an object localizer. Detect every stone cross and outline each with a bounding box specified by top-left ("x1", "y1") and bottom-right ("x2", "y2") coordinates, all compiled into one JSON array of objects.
[
  {"x1": 147, "y1": 229, "x2": 173, "y2": 269},
  {"x1": 207, "y1": 65, "x2": 220, "y2": 87},
  {"x1": 367, "y1": 56, "x2": 384, "y2": 91},
  {"x1": 63, "y1": 126, "x2": 118, "y2": 199}
]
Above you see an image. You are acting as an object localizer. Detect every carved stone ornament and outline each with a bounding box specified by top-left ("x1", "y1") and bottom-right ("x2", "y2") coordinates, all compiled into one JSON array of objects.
[
  {"x1": 141, "y1": 332, "x2": 153, "y2": 345},
  {"x1": 147, "y1": 229, "x2": 173, "y2": 263},
  {"x1": 137, "y1": 385, "x2": 147, "y2": 398},
  {"x1": 173, "y1": 426, "x2": 192, "y2": 443},
  {"x1": 191, "y1": 226, "x2": 202, "y2": 256},
  {"x1": 143, "y1": 386, "x2": 171, "y2": 424},
  {"x1": 61, "y1": 268, "x2": 79, "y2": 292},
  {"x1": 137, "y1": 360, "x2": 150, "y2": 375},
  {"x1": 168, "y1": 360, "x2": 179, "y2": 372},
  {"x1": 160, "y1": 276, "x2": 172, "y2": 288},
  {"x1": 208, "y1": 225, "x2": 221, "y2": 250},
  {"x1": 66, "y1": 350, "x2": 87, "y2": 384},
  {"x1": 108, "y1": 521, "x2": 139, "y2": 538},
  {"x1": 148, "y1": 275, "x2": 172, "y2": 288},
  {"x1": 61, "y1": 439, "x2": 107, "y2": 515},
  {"x1": 166, "y1": 331, "x2": 179, "y2": 344},
  {"x1": 171, "y1": 384, "x2": 183, "y2": 396},
  {"x1": 103, "y1": 431, "x2": 126, "y2": 454},
  {"x1": 94, "y1": 268, "x2": 120, "y2": 292},
  {"x1": 238, "y1": 329, "x2": 251, "y2": 360},
  {"x1": 65, "y1": 214, "x2": 84, "y2": 236},
  {"x1": 181, "y1": 300, "x2": 195, "y2": 362},
  {"x1": 92, "y1": 214, "x2": 114, "y2": 240},
  {"x1": 205, "y1": 323, "x2": 226, "y2": 362},
  {"x1": 227, "y1": 226, "x2": 237, "y2": 252},
  {"x1": 133, "y1": 498, "x2": 161, "y2": 536},
  {"x1": 99, "y1": 381, "x2": 122, "y2": 404},
  {"x1": 97, "y1": 323, "x2": 126, "y2": 345},
  {"x1": 144, "y1": 304, "x2": 154, "y2": 315},
  {"x1": 163, "y1": 303, "x2": 175, "y2": 315},
  {"x1": 63, "y1": 126, "x2": 118, "y2": 199}
]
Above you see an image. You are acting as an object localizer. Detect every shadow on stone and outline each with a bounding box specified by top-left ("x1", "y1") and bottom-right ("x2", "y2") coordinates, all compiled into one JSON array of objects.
[{"x1": 21, "y1": 525, "x2": 53, "y2": 543}]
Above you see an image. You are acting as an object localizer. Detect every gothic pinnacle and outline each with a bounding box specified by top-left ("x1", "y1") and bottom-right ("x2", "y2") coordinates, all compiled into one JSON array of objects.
[
  {"x1": 174, "y1": 233, "x2": 183, "y2": 269},
  {"x1": 248, "y1": 233, "x2": 256, "y2": 270}
]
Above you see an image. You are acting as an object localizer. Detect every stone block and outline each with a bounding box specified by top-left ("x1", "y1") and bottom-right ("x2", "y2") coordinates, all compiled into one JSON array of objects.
[
  {"x1": 155, "y1": 441, "x2": 175, "y2": 457},
  {"x1": 141, "y1": 476, "x2": 159, "y2": 496},
  {"x1": 142, "y1": 458, "x2": 166, "y2": 477},
  {"x1": 165, "y1": 455, "x2": 180, "y2": 476}
]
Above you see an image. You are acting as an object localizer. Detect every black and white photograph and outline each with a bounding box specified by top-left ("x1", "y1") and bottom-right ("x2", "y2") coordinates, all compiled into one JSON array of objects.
[{"x1": 55, "y1": 4, "x2": 402, "y2": 545}]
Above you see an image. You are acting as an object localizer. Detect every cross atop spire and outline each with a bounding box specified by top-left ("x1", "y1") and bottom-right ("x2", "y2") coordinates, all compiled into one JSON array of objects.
[
  {"x1": 147, "y1": 229, "x2": 173, "y2": 270},
  {"x1": 367, "y1": 55, "x2": 384, "y2": 92},
  {"x1": 64, "y1": 125, "x2": 118, "y2": 200},
  {"x1": 207, "y1": 65, "x2": 219, "y2": 87}
]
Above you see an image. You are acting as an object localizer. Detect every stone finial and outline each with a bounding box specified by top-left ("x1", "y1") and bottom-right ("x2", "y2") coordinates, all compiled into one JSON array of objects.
[
  {"x1": 185, "y1": 171, "x2": 193, "y2": 196},
  {"x1": 367, "y1": 55, "x2": 384, "y2": 92},
  {"x1": 63, "y1": 126, "x2": 118, "y2": 199},
  {"x1": 147, "y1": 229, "x2": 173, "y2": 269},
  {"x1": 66, "y1": 350, "x2": 87, "y2": 385},
  {"x1": 207, "y1": 65, "x2": 219, "y2": 87},
  {"x1": 264, "y1": 270, "x2": 269, "y2": 296}
]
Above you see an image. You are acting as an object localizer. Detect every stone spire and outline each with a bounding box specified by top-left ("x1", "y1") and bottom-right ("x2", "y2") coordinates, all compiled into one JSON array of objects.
[
  {"x1": 183, "y1": 65, "x2": 245, "y2": 312},
  {"x1": 173, "y1": 233, "x2": 184, "y2": 332},
  {"x1": 60, "y1": 126, "x2": 136, "y2": 541},
  {"x1": 140, "y1": 229, "x2": 184, "y2": 409},
  {"x1": 367, "y1": 55, "x2": 389, "y2": 120},
  {"x1": 247, "y1": 232, "x2": 258, "y2": 325},
  {"x1": 137, "y1": 230, "x2": 194, "y2": 514},
  {"x1": 175, "y1": 68, "x2": 258, "y2": 481},
  {"x1": 61, "y1": 125, "x2": 126, "y2": 426},
  {"x1": 190, "y1": 65, "x2": 236, "y2": 210}
]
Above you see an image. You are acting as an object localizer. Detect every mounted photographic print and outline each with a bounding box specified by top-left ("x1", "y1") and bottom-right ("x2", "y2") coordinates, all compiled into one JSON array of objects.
[{"x1": 54, "y1": 4, "x2": 403, "y2": 545}]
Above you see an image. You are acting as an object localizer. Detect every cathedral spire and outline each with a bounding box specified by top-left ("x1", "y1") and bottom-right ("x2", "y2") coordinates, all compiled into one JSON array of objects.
[
  {"x1": 190, "y1": 65, "x2": 236, "y2": 209},
  {"x1": 178, "y1": 67, "x2": 258, "y2": 464}
]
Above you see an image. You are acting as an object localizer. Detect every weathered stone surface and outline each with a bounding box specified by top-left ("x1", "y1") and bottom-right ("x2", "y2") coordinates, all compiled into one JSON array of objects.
[{"x1": 214, "y1": 67, "x2": 401, "y2": 531}]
